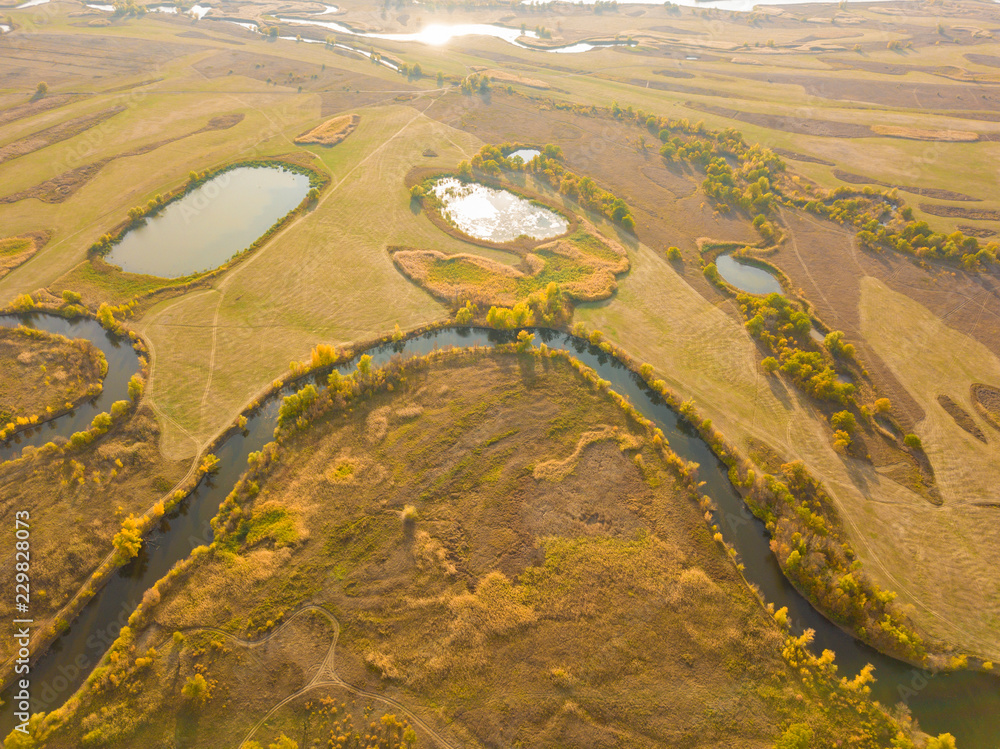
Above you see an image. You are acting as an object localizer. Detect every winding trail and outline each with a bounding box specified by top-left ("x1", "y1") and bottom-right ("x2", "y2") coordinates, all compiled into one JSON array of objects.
[
  {"x1": 176, "y1": 605, "x2": 458, "y2": 749},
  {"x1": 195, "y1": 96, "x2": 442, "y2": 431}
]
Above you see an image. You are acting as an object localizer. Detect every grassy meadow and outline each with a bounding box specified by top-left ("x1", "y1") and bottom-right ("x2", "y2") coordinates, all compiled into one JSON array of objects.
[
  {"x1": 0, "y1": 0, "x2": 999, "y2": 739},
  {"x1": 30, "y1": 351, "x2": 914, "y2": 748}
]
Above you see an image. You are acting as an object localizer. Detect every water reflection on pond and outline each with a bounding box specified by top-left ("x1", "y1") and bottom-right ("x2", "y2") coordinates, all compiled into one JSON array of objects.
[
  {"x1": 431, "y1": 177, "x2": 568, "y2": 243},
  {"x1": 508, "y1": 148, "x2": 540, "y2": 162},
  {"x1": 106, "y1": 166, "x2": 310, "y2": 278},
  {"x1": 716, "y1": 254, "x2": 782, "y2": 295}
]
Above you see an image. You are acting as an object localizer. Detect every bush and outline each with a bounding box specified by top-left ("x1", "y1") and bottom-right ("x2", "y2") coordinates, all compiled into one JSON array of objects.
[
  {"x1": 128, "y1": 374, "x2": 144, "y2": 402},
  {"x1": 903, "y1": 433, "x2": 922, "y2": 450},
  {"x1": 62, "y1": 290, "x2": 82, "y2": 305},
  {"x1": 113, "y1": 515, "x2": 143, "y2": 563},
  {"x1": 830, "y1": 410, "x2": 856, "y2": 433},
  {"x1": 775, "y1": 723, "x2": 813, "y2": 749},
  {"x1": 10, "y1": 294, "x2": 34, "y2": 312},
  {"x1": 181, "y1": 673, "x2": 209, "y2": 705},
  {"x1": 666, "y1": 246, "x2": 682, "y2": 261}
]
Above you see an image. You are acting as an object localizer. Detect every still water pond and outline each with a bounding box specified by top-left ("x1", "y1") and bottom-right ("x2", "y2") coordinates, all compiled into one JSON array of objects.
[
  {"x1": 716, "y1": 254, "x2": 782, "y2": 295},
  {"x1": 106, "y1": 166, "x2": 310, "y2": 278},
  {"x1": 431, "y1": 177, "x2": 568, "y2": 243},
  {"x1": 508, "y1": 148, "x2": 540, "y2": 162}
]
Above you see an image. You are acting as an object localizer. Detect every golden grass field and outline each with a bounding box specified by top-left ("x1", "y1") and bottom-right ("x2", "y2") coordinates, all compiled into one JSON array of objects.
[
  {"x1": 0, "y1": 0, "x2": 999, "y2": 741},
  {"x1": 0, "y1": 326, "x2": 104, "y2": 425},
  {"x1": 33, "y1": 351, "x2": 913, "y2": 748}
]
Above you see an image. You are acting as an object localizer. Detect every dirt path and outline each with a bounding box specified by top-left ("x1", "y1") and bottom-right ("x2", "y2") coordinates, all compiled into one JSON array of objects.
[
  {"x1": 195, "y1": 96, "x2": 441, "y2": 432},
  {"x1": 175, "y1": 604, "x2": 460, "y2": 749}
]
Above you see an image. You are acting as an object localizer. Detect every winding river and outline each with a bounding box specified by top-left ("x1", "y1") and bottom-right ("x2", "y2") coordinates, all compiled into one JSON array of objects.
[{"x1": 0, "y1": 317, "x2": 996, "y2": 745}]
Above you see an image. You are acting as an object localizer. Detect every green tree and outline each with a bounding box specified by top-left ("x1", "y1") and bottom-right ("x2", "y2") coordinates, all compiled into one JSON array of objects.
[
  {"x1": 761, "y1": 356, "x2": 779, "y2": 374},
  {"x1": 128, "y1": 374, "x2": 144, "y2": 402},
  {"x1": 831, "y1": 410, "x2": 856, "y2": 433},
  {"x1": 181, "y1": 673, "x2": 209, "y2": 705},
  {"x1": 113, "y1": 515, "x2": 143, "y2": 563},
  {"x1": 35, "y1": 81, "x2": 48, "y2": 96},
  {"x1": 926, "y1": 735, "x2": 957, "y2": 749},
  {"x1": 11, "y1": 294, "x2": 34, "y2": 312},
  {"x1": 775, "y1": 722, "x2": 813, "y2": 749},
  {"x1": 903, "y1": 433, "x2": 922, "y2": 450}
]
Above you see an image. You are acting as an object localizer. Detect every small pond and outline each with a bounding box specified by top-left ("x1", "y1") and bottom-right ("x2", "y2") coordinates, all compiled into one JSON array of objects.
[
  {"x1": 507, "y1": 148, "x2": 540, "y2": 163},
  {"x1": 716, "y1": 254, "x2": 782, "y2": 296},
  {"x1": 431, "y1": 177, "x2": 568, "y2": 243},
  {"x1": 105, "y1": 166, "x2": 310, "y2": 278}
]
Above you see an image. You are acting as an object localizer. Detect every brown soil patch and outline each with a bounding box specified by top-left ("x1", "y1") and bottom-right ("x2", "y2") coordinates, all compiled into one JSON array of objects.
[
  {"x1": 971, "y1": 383, "x2": 1000, "y2": 432},
  {"x1": 193, "y1": 48, "x2": 412, "y2": 102},
  {"x1": 0, "y1": 93, "x2": 91, "y2": 128},
  {"x1": 0, "y1": 105, "x2": 124, "y2": 166},
  {"x1": 833, "y1": 169, "x2": 980, "y2": 201},
  {"x1": 685, "y1": 101, "x2": 874, "y2": 138},
  {"x1": 177, "y1": 29, "x2": 244, "y2": 44},
  {"x1": 870, "y1": 124, "x2": 978, "y2": 142},
  {"x1": 727, "y1": 69, "x2": 1000, "y2": 113},
  {"x1": 937, "y1": 394, "x2": 987, "y2": 443},
  {"x1": 965, "y1": 53, "x2": 1000, "y2": 68},
  {"x1": 918, "y1": 203, "x2": 1000, "y2": 221},
  {"x1": 772, "y1": 147, "x2": 834, "y2": 166},
  {"x1": 0, "y1": 231, "x2": 48, "y2": 279},
  {"x1": 0, "y1": 32, "x2": 197, "y2": 87},
  {"x1": 651, "y1": 67, "x2": 696, "y2": 79},
  {"x1": 293, "y1": 112, "x2": 360, "y2": 146},
  {"x1": 484, "y1": 69, "x2": 551, "y2": 89},
  {"x1": 0, "y1": 114, "x2": 244, "y2": 204},
  {"x1": 958, "y1": 224, "x2": 995, "y2": 238}
]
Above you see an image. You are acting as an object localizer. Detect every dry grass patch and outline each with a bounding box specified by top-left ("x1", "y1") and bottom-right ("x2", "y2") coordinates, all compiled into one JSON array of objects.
[
  {"x1": 0, "y1": 232, "x2": 47, "y2": 280},
  {"x1": 0, "y1": 325, "x2": 105, "y2": 427},
  {"x1": 294, "y1": 113, "x2": 361, "y2": 146},
  {"x1": 971, "y1": 382, "x2": 1000, "y2": 432},
  {"x1": 36, "y1": 352, "x2": 910, "y2": 748},
  {"x1": 0, "y1": 407, "x2": 187, "y2": 666},
  {"x1": 483, "y1": 69, "x2": 551, "y2": 89},
  {"x1": 0, "y1": 106, "x2": 125, "y2": 166},
  {"x1": 870, "y1": 124, "x2": 979, "y2": 142},
  {"x1": 937, "y1": 393, "x2": 987, "y2": 443},
  {"x1": 392, "y1": 222, "x2": 629, "y2": 308}
]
